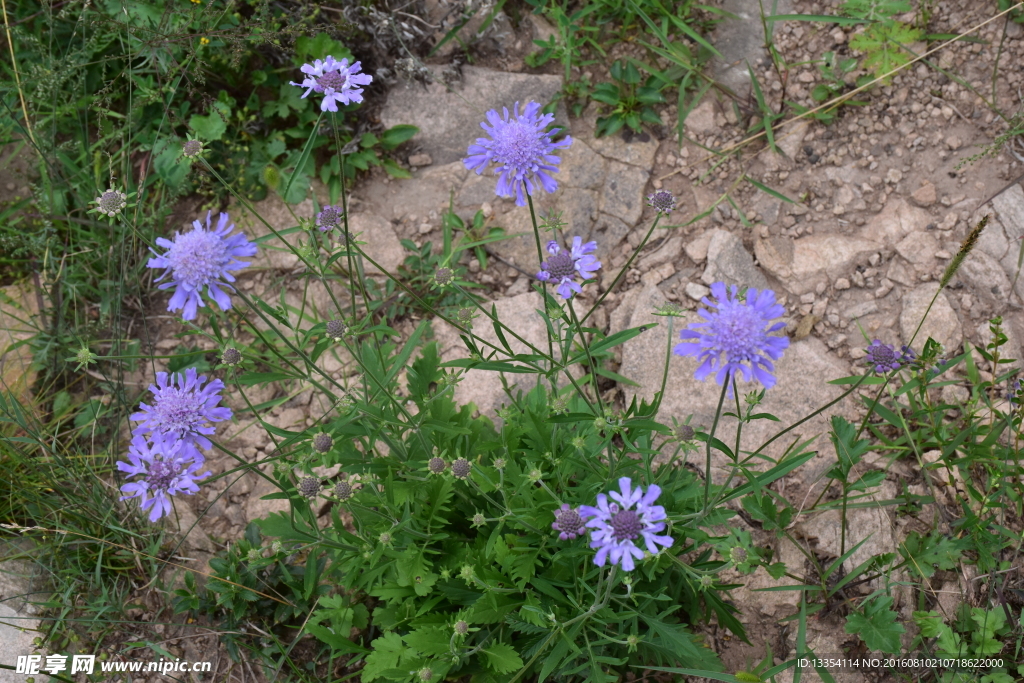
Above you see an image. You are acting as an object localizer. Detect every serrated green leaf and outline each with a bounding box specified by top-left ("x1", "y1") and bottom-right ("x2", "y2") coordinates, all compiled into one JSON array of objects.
[
  {"x1": 482, "y1": 642, "x2": 523, "y2": 674},
  {"x1": 844, "y1": 595, "x2": 905, "y2": 653}
]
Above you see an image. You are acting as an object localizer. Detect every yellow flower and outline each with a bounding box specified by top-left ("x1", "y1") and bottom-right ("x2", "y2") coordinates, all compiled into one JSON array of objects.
[{"x1": 200, "y1": 37, "x2": 210, "y2": 45}]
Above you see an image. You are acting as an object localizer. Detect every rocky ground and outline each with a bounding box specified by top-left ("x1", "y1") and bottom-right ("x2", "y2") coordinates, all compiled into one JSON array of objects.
[{"x1": 4, "y1": 0, "x2": 1024, "y2": 680}]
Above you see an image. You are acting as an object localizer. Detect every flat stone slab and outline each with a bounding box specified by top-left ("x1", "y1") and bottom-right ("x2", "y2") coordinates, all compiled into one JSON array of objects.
[{"x1": 381, "y1": 66, "x2": 566, "y2": 167}]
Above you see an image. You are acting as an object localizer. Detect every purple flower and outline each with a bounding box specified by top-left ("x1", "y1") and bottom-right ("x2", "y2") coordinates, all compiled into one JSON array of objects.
[
  {"x1": 147, "y1": 211, "x2": 257, "y2": 321},
  {"x1": 674, "y1": 282, "x2": 789, "y2": 390},
  {"x1": 317, "y1": 204, "x2": 344, "y2": 232},
  {"x1": 130, "y1": 368, "x2": 232, "y2": 450},
  {"x1": 536, "y1": 237, "x2": 601, "y2": 300},
  {"x1": 290, "y1": 56, "x2": 373, "y2": 112},
  {"x1": 117, "y1": 434, "x2": 210, "y2": 522},
  {"x1": 552, "y1": 504, "x2": 586, "y2": 540},
  {"x1": 463, "y1": 101, "x2": 572, "y2": 207},
  {"x1": 646, "y1": 190, "x2": 676, "y2": 214},
  {"x1": 864, "y1": 339, "x2": 914, "y2": 374},
  {"x1": 579, "y1": 477, "x2": 673, "y2": 571}
]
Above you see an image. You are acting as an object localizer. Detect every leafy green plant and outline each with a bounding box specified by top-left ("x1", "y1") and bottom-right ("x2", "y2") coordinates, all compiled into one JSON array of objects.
[
  {"x1": 913, "y1": 608, "x2": 1024, "y2": 682},
  {"x1": 839, "y1": 0, "x2": 923, "y2": 84},
  {"x1": 591, "y1": 60, "x2": 666, "y2": 137}
]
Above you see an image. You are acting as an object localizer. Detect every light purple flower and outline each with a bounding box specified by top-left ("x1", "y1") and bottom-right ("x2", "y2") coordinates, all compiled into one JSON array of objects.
[
  {"x1": 130, "y1": 368, "x2": 232, "y2": 450},
  {"x1": 316, "y1": 204, "x2": 344, "y2": 232},
  {"x1": 864, "y1": 339, "x2": 914, "y2": 374},
  {"x1": 674, "y1": 282, "x2": 789, "y2": 390},
  {"x1": 579, "y1": 477, "x2": 673, "y2": 571},
  {"x1": 290, "y1": 55, "x2": 373, "y2": 113},
  {"x1": 147, "y1": 211, "x2": 257, "y2": 321},
  {"x1": 536, "y1": 237, "x2": 601, "y2": 300},
  {"x1": 117, "y1": 434, "x2": 210, "y2": 522},
  {"x1": 463, "y1": 101, "x2": 572, "y2": 207},
  {"x1": 552, "y1": 504, "x2": 586, "y2": 541}
]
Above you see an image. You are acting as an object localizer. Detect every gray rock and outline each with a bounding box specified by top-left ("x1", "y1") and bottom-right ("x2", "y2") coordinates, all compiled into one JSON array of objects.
[
  {"x1": 775, "y1": 120, "x2": 811, "y2": 160},
  {"x1": 380, "y1": 66, "x2": 565, "y2": 167},
  {"x1": 895, "y1": 230, "x2": 939, "y2": 268},
  {"x1": 843, "y1": 299, "x2": 879, "y2": 320},
  {"x1": 363, "y1": 161, "x2": 468, "y2": 223},
  {"x1": 796, "y1": 506, "x2": 896, "y2": 579},
  {"x1": 639, "y1": 235, "x2": 684, "y2": 271},
  {"x1": 558, "y1": 188, "x2": 600, "y2": 237},
  {"x1": 885, "y1": 257, "x2": 918, "y2": 287},
  {"x1": 701, "y1": 230, "x2": 768, "y2": 289},
  {"x1": 599, "y1": 160, "x2": 650, "y2": 225},
  {"x1": 710, "y1": 0, "x2": 792, "y2": 96},
  {"x1": 991, "y1": 183, "x2": 1024, "y2": 242},
  {"x1": 245, "y1": 473, "x2": 289, "y2": 522},
  {"x1": 588, "y1": 129, "x2": 659, "y2": 169},
  {"x1": 489, "y1": 204, "x2": 550, "y2": 270},
  {"x1": 0, "y1": 555, "x2": 40, "y2": 683},
  {"x1": 859, "y1": 199, "x2": 932, "y2": 247},
  {"x1": 167, "y1": 499, "x2": 216, "y2": 553},
  {"x1": 759, "y1": 234, "x2": 879, "y2": 295},
  {"x1": 617, "y1": 284, "x2": 856, "y2": 481},
  {"x1": 958, "y1": 249, "x2": 1013, "y2": 306},
  {"x1": 900, "y1": 282, "x2": 963, "y2": 351},
  {"x1": 235, "y1": 196, "x2": 315, "y2": 271},
  {"x1": 560, "y1": 138, "x2": 606, "y2": 190},
  {"x1": 685, "y1": 229, "x2": 715, "y2": 262},
  {"x1": 589, "y1": 213, "x2": 631, "y2": 255},
  {"x1": 685, "y1": 282, "x2": 711, "y2": 301},
  {"x1": 976, "y1": 216, "x2": 1009, "y2": 260},
  {"x1": 348, "y1": 214, "x2": 407, "y2": 276},
  {"x1": 683, "y1": 99, "x2": 717, "y2": 135},
  {"x1": 433, "y1": 291, "x2": 550, "y2": 420}
]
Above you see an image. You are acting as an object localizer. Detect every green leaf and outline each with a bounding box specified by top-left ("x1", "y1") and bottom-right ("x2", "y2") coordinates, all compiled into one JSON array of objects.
[
  {"x1": 844, "y1": 595, "x2": 905, "y2": 653},
  {"x1": 482, "y1": 642, "x2": 523, "y2": 674},
  {"x1": 404, "y1": 627, "x2": 452, "y2": 656},
  {"x1": 380, "y1": 124, "x2": 419, "y2": 150},
  {"x1": 900, "y1": 531, "x2": 968, "y2": 579},
  {"x1": 849, "y1": 21, "x2": 922, "y2": 84},
  {"x1": 189, "y1": 101, "x2": 229, "y2": 141},
  {"x1": 294, "y1": 33, "x2": 353, "y2": 62},
  {"x1": 362, "y1": 632, "x2": 409, "y2": 682}
]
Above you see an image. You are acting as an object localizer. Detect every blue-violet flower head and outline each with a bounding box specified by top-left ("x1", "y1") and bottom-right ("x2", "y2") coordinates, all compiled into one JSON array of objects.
[
  {"x1": 147, "y1": 211, "x2": 257, "y2": 321},
  {"x1": 863, "y1": 339, "x2": 913, "y2": 374},
  {"x1": 536, "y1": 237, "x2": 601, "y2": 300},
  {"x1": 130, "y1": 367, "x2": 232, "y2": 450},
  {"x1": 673, "y1": 282, "x2": 789, "y2": 390},
  {"x1": 290, "y1": 55, "x2": 373, "y2": 112},
  {"x1": 552, "y1": 504, "x2": 586, "y2": 541},
  {"x1": 463, "y1": 101, "x2": 572, "y2": 207},
  {"x1": 118, "y1": 434, "x2": 210, "y2": 523},
  {"x1": 316, "y1": 205, "x2": 344, "y2": 232},
  {"x1": 578, "y1": 477, "x2": 673, "y2": 571}
]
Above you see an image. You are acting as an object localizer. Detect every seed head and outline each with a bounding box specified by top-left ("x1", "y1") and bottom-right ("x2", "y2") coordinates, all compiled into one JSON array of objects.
[
  {"x1": 271, "y1": 540, "x2": 282, "y2": 554},
  {"x1": 182, "y1": 139, "x2": 204, "y2": 159},
  {"x1": 299, "y1": 477, "x2": 321, "y2": 498},
  {"x1": 699, "y1": 574, "x2": 714, "y2": 589},
  {"x1": 646, "y1": 190, "x2": 677, "y2": 214},
  {"x1": 493, "y1": 458, "x2": 506, "y2": 470},
  {"x1": 571, "y1": 435, "x2": 586, "y2": 450},
  {"x1": 379, "y1": 532, "x2": 392, "y2": 545},
  {"x1": 94, "y1": 189, "x2": 128, "y2": 217},
  {"x1": 313, "y1": 433, "x2": 334, "y2": 454},
  {"x1": 455, "y1": 307, "x2": 476, "y2": 329},
  {"x1": 326, "y1": 319, "x2": 348, "y2": 341},
  {"x1": 247, "y1": 548, "x2": 261, "y2": 562},
  {"x1": 451, "y1": 457, "x2": 471, "y2": 479},
  {"x1": 428, "y1": 456, "x2": 447, "y2": 474},
  {"x1": 68, "y1": 346, "x2": 99, "y2": 371},
  {"x1": 549, "y1": 395, "x2": 570, "y2": 414},
  {"x1": 674, "y1": 424, "x2": 695, "y2": 441},
  {"x1": 729, "y1": 546, "x2": 748, "y2": 564},
  {"x1": 471, "y1": 512, "x2": 486, "y2": 527},
  {"x1": 454, "y1": 620, "x2": 469, "y2": 635},
  {"x1": 418, "y1": 668, "x2": 433, "y2": 682},
  {"x1": 334, "y1": 481, "x2": 353, "y2": 501},
  {"x1": 434, "y1": 267, "x2": 455, "y2": 287},
  {"x1": 221, "y1": 347, "x2": 241, "y2": 366}
]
